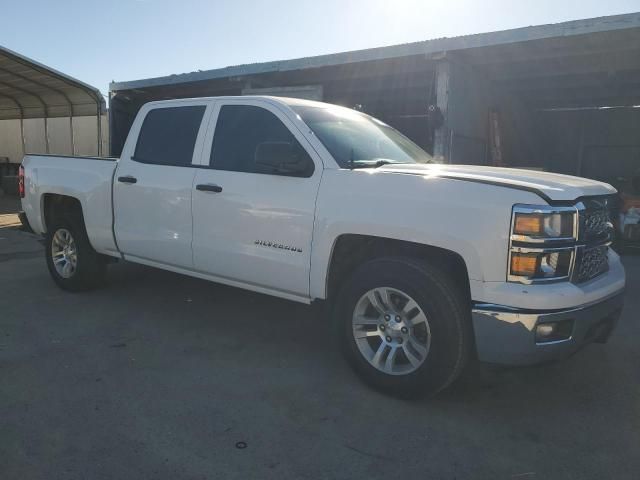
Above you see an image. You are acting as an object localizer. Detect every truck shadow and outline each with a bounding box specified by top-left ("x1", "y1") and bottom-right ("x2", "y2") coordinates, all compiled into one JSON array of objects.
[
  {"x1": 0, "y1": 194, "x2": 20, "y2": 215},
  {"x1": 100, "y1": 260, "x2": 632, "y2": 413}
]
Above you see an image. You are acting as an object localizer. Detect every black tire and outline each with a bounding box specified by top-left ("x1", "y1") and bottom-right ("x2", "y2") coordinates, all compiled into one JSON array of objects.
[
  {"x1": 335, "y1": 256, "x2": 473, "y2": 398},
  {"x1": 45, "y1": 216, "x2": 107, "y2": 292}
]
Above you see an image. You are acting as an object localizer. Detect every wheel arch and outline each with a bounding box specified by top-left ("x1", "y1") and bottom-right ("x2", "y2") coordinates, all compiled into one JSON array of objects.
[
  {"x1": 41, "y1": 193, "x2": 85, "y2": 234},
  {"x1": 322, "y1": 234, "x2": 471, "y2": 304}
]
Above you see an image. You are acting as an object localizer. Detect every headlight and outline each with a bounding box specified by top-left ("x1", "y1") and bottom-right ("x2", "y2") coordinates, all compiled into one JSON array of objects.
[
  {"x1": 512, "y1": 209, "x2": 575, "y2": 240},
  {"x1": 508, "y1": 205, "x2": 578, "y2": 283},
  {"x1": 509, "y1": 249, "x2": 573, "y2": 280}
]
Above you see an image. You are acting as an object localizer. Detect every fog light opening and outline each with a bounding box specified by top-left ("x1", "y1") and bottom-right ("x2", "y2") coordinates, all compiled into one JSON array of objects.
[{"x1": 535, "y1": 320, "x2": 574, "y2": 343}]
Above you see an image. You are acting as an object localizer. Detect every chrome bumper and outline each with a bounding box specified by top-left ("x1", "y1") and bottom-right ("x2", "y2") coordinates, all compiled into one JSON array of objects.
[{"x1": 471, "y1": 291, "x2": 625, "y2": 365}]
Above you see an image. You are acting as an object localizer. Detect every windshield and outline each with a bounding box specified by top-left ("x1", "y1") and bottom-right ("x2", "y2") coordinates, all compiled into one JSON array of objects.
[{"x1": 292, "y1": 105, "x2": 437, "y2": 168}]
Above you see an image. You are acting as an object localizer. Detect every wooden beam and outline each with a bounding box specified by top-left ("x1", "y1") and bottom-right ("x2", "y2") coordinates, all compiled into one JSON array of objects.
[
  {"x1": 433, "y1": 61, "x2": 451, "y2": 162},
  {"x1": 483, "y1": 49, "x2": 640, "y2": 81},
  {"x1": 495, "y1": 69, "x2": 640, "y2": 92}
]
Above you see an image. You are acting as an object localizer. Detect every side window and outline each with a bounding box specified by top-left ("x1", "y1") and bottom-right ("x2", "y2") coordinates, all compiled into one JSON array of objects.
[
  {"x1": 134, "y1": 105, "x2": 206, "y2": 166},
  {"x1": 210, "y1": 105, "x2": 314, "y2": 177}
]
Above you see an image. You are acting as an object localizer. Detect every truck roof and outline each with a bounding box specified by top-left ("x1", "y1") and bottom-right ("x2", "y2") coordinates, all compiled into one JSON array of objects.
[{"x1": 145, "y1": 95, "x2": 333, "y2": 109}]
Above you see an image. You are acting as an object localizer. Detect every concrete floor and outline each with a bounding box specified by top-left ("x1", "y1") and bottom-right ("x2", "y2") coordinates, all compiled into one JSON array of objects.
[{"x1": 1, "y1": 214, "x2": 638, "y2": 480}]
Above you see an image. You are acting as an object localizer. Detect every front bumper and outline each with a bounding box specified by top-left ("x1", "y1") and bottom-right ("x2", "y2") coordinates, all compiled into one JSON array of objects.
[{"x1": 472, "y1": 291, "x2": 625, "y2": 365}]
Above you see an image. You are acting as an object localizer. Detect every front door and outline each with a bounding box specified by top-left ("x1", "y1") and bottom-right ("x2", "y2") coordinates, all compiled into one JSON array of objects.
[{"x1": 192, "y1": 100, "x2": 322, "y2": 298}]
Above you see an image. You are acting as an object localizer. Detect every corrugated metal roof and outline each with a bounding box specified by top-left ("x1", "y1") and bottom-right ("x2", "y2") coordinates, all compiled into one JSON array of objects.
[
  {"x1": 0, "y1": 45, "x2": 105, "y2": 120},
  {"x1": 110, "y1": 12, "x2": 640, "y2": 92}
]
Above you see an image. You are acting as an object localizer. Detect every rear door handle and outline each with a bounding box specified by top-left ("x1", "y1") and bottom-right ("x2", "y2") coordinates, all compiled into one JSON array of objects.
[
  {"x1": 118, "y1": 175, "x2": 137, "y2": 184},
  {"x1": 196, "y1": 183, "x2": 223, "y2": 193}
]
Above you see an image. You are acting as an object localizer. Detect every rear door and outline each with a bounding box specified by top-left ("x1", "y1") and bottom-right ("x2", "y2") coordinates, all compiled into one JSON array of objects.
[
  {"x1": 113, "y1": 100, "x2": 211, "y2": 268},
  {"x1": 191, "y1": 99, "x2": 323, "y2": 298}
]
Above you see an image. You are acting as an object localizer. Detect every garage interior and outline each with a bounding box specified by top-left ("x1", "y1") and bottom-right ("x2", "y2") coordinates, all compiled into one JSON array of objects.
[
  {"x1": 451, "y1": 25, "x2": 640, "y2": 190},
  {"x1": 109, "y1": 51, "x2": 439, "y2": 156}
]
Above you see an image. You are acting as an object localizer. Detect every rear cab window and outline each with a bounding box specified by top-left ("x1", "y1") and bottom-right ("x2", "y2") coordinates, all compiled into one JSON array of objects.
[{"x1": 134, "y1": 105, "x2": 206, "y2": 166}]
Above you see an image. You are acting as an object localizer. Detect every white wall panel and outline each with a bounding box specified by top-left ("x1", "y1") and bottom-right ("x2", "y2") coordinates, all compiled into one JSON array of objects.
[{"x1": 0, "y1": 114, "x2": 108, "y2": 162}]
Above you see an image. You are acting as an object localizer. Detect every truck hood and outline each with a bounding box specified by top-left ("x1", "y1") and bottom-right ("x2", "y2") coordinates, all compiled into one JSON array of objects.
[{"x1": 376, "y1": 164, "x2": 616, "y2": 202}]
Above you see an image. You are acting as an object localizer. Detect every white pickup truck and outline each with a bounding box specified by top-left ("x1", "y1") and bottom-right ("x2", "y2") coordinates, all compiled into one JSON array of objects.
[{"x1": 20, "y1": 96, "x2": 626, "y2": 396}]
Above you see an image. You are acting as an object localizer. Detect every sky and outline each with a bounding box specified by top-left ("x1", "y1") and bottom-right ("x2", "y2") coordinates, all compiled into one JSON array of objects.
[{"x1": 1, "y1": 0, "x2": 639, "y2": 97}]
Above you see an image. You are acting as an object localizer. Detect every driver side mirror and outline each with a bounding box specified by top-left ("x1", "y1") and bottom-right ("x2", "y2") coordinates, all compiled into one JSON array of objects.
[{"x1": 254, "y1": 141, "x2": 313, "y2": 176}]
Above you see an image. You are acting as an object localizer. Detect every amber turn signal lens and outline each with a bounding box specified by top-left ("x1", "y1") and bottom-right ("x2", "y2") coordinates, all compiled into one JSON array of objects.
[
  {"x1": 514, "y1": 214, "x2": 543, "y2": 235},
  {"x1": 510, "y1": 253, "x2": 538, "y2": 277}
]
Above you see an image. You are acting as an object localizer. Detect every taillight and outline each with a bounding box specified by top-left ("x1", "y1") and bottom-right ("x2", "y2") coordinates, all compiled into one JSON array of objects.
[{"x1": 18, "y1": 165, "x2": 25, "y2": 198}]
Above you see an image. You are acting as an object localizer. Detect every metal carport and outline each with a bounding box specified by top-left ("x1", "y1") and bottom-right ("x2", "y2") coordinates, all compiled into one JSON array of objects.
[{"x1": 0, "y1": 45, "x2": 105, "y2": 162}]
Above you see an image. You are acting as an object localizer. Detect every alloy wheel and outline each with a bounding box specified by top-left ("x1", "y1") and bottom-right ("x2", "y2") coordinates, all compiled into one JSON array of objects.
[
  {"x1": 352, "y1": 287, "x2": 431, "y2": 375},
  {"x1": 51, "y1": 228, "x2": 78, "y2": 279}
]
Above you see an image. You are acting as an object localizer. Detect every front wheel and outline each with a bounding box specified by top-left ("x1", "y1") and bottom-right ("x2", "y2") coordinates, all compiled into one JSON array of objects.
[
  {"x1": 45, "y1": 218, "x2": 106, "y2": 292},
  {"x1": 335, "y1": 257, "x2": 473, "y2": 398}
]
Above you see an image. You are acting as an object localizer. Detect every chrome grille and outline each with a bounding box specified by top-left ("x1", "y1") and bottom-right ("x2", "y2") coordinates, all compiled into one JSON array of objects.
[
  {"x1": 575, "y1": 245, "x2": 609, "y2": 283},
  {"x1": 583, "y1": 208, "x2": 610, "y2": 239},
  {"x1": 573, "y1": 197, "x2": 613, "y2": 283}
]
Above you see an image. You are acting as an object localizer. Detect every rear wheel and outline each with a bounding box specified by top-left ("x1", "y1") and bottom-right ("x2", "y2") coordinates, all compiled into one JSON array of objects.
[
  {"x1": 45, "y1": 217, "x2": 106, "y2": 291},
  {"x1": 336, "y1": 257, "x2": 472, "y2": 398}
]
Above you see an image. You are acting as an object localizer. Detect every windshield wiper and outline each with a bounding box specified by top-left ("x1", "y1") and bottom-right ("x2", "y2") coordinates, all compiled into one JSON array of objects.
[{"x1": 349, "y1": 159, "x2": 409, "y2": 169}]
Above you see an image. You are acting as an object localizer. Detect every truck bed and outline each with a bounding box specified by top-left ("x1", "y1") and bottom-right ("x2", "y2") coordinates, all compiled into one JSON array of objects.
[{"x1": 20, "y1": 154, "x2": 120, "y2": 256}]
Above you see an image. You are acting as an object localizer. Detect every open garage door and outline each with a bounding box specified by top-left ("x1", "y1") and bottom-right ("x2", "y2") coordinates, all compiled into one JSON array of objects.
[
  {"x1": 452, "y1": 27, "x2": 640, "y2": 181},
  {"x1": 446, "y1": 25, "x2": 640, "y2": 248}
]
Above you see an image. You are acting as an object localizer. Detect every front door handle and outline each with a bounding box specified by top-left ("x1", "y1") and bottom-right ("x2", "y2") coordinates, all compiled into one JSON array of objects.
[
  {"x1": 196, "y1": 183, "x2": 223, "y2": 193},
  {"x1": 118, "y1": 175, "x2": 137, "y2": 184}
]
